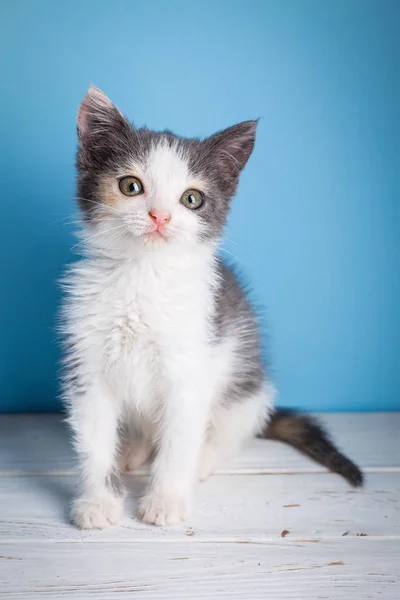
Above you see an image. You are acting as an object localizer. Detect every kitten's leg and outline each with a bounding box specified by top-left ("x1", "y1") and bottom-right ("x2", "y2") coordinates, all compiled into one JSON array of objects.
[
  {"x1": 68, "y1": 381, "x2": 124, "y2": 530},
  {"x1": 139, "y1": 364, "x2": 212, "y2": 526},
  {"x1": 198, "y1": 383, "x2": 275, "y2": 481}
]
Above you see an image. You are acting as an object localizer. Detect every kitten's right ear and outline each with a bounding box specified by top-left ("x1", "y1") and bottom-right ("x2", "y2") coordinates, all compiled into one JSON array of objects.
[
  {"x1": 77, "y1": 86, "x2": 124, "y2": 140},
  {"x1": 201, "y1": 120, "x2": 258, "y2": 194}
]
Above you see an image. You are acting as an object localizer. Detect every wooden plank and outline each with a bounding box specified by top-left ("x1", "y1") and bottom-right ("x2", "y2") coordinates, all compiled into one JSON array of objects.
[
  {"x1": 0, "y1": 413, "x2": 399, "y2": 475},
  {"x1": 1, "y1": 473, "x2": 399, "y2": 542},
  {"x1": 0, "y1": 539, "x2": 398, "y2": 599}
]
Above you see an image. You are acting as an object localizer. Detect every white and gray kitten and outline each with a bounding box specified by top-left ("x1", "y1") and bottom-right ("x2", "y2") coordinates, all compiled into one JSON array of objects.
[{"x1": 62, "y1": 86, "x2": 362, "y2": 529}]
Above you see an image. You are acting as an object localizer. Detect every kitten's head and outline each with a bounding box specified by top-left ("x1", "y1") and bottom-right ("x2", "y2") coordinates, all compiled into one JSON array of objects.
[{"x1": 76, "y1": 86, "x2": 257, "y2": 251}]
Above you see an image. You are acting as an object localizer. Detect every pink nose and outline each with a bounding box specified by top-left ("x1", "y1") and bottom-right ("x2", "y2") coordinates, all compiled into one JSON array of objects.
[{"x1": 149, "y1": 210, "x2": 171, "y2": 228}]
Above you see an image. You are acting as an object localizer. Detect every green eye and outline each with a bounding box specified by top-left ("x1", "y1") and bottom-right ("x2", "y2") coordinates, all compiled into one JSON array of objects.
[
  {"x1": 180, "y1": 189, "x2": 204, "y2": 210},
  {"x1": 119, "y1": 176, "x2": 144, "y2": 196}
]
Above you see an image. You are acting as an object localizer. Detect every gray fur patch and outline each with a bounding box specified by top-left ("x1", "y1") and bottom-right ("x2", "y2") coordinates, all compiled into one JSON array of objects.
[{"x1": 213, "y1": 259, "x2": 264, "y2": 404}]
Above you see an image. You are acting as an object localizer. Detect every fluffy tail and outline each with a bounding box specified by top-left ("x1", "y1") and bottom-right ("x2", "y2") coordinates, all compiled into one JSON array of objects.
[{"x1": 260, "y1": 408, "x2": 363, "y2": 487}]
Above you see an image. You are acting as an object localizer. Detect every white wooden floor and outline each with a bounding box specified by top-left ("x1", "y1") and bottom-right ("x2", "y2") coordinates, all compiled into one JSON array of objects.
[{"x1": 0, "y1": 413, "x2": 399, "y2": 599}]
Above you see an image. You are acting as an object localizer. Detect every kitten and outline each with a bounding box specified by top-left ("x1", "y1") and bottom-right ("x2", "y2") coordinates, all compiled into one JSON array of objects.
[{"x1": 62, "y1": 86, "x2": 363, "y2": 529}]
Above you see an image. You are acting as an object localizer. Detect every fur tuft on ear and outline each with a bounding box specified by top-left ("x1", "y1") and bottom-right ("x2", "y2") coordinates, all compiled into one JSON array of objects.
[
  {"x1": 205, "y1": 120, "x2": 258, "y2": 176},
  {"x1": 77, "y1": 86, "x2": 124, "y2": 139}
]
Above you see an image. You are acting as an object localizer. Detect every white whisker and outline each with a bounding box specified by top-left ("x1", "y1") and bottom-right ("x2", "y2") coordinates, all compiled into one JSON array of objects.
[{"x1": 70, "y1": 223, "x2": 127, "y2": 252}]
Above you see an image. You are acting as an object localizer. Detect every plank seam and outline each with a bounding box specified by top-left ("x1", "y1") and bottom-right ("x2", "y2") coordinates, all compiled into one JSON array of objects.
[{"x1": 1, "y1": 466, "x2": 399, "y2": 477}]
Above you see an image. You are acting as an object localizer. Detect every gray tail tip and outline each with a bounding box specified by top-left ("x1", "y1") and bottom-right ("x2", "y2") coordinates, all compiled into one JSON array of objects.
[
  {"x1": 333, "y1": 453, "x2": 364, "y2": 487},
  {"x1": 345, "y1": 462, "x2": 364, "y2": 487}
]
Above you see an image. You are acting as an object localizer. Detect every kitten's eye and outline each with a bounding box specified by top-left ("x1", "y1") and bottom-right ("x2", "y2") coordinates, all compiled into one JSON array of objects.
[
  {"x1": 119, "y1": 176, "x2": 144, "y2": 196},
  {"x1": 180, "y1": 189, "x2": 204, "y2": 210}
]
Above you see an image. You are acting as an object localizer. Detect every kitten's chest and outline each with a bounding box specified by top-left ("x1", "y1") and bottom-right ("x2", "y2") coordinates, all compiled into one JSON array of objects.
[
  {"x1": 97, "y1": 259, "x2": 210, "y2": 364},
  {"x1": 103, "y1": 271, "x2": 170, "y2": 353}
]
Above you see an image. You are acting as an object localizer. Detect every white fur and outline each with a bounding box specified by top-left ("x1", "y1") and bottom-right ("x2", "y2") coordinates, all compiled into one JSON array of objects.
[{"x1": 63, "y1": 141, "x2": 274, "y2": 528}]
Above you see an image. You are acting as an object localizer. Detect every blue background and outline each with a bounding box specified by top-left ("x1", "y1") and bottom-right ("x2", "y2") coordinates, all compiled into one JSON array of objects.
[{"x1": 0, "y1": 0, "x2": 399, "y2": 412}]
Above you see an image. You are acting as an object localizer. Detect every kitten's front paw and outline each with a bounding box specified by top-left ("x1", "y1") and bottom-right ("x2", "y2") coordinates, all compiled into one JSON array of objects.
[
  {"x1": 138, "y1": 491, "x2": 190, "y2": 526},
  {"x1": 71, "y1": 495, "x2": 124, "y2": 530}
]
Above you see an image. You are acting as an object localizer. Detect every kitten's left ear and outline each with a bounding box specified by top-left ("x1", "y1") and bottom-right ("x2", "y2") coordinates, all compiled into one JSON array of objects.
[{"x1": 203, "y1": 120, "x2": 258, "y2": 178}]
